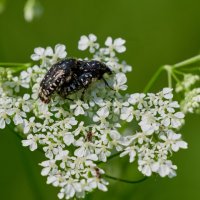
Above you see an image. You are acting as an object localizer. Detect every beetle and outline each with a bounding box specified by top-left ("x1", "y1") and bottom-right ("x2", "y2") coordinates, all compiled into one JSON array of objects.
[
  {"x1": 38, "y1": 58, "x2": 78, "y2": 103},
  {"x1": 39, "y1": 58, "x2": 112, "y2": 103}
]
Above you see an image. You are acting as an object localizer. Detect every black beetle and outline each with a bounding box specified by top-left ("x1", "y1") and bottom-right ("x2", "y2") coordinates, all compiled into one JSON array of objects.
[{"x1": 39, "y1": 58, "x2": 112, "y2": 103}]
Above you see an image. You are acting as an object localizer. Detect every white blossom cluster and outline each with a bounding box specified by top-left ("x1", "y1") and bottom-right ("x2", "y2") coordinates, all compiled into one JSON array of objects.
[
  {"x1": 0, "y1": 34, "x2": 187, "y2": 199},
  {"x1": 120, "y1": 89, "x2": 187, "y2": 177},
  {"x1": 176, "y1": 73, "x2": 200, "y2": 114},
  {"x1": 180, "y1": 88, "x2": 200, "y2": 114}
]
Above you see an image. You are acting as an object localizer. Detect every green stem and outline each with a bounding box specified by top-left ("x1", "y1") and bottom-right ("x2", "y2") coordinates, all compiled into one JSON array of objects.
[
  {"x1": 104, "y1": 174, "x2": 147, "y2": 184},
  {"x1": 98, "y1": 152, "x2": 148, "y2": 184},
  {"x1": 167, "y1": 68, "x2": 172, "y2": 88},
  {"x1": 143, "y1": 66, "x2": 164, "y2": 93},
  {"x1": 0, "y1": 62, "x2": 32, "y2": 73},
  {"x1": 173, "y1": 55, "x2": 200, "y2": 68},
  {"x1": 171, "y1": 72, "x2": 181, "y2": 84},
  {"x1": 144, "y1": 55, "x2": 200, "y2": 92},
  {"x1": 173, "y1": 69, "x2": 185, "y2": 75},
  {"x1": 180, "y1": 67, "x2": 200, "y2": 72},
  {"x1": 0, "y1": 62, "x2": 31, "y2": 67}
]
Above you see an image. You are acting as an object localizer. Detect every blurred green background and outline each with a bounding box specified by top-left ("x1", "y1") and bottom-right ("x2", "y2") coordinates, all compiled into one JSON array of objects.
[{"x1": 0, "y1": 0, "x2": 200, "y2": 199}]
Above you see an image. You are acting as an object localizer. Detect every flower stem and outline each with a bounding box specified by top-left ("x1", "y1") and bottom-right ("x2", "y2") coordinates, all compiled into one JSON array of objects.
[
  {"x1": 179, "y1": 67, "x2": 200, "y2": 72},
  {"x1": 143, "y1": 66, "x2": 164, "y2": 93},
  {"x1": 0, "y1": 62, "x2": 31, "y2": 67},
  {"x1": 164, "y1": 65, "x2": 172, "y2": 88},
  {"x1": 0, "y1": 62, "x2": 32, "y2": 73},
  {"x1": 171, "y1": 72, "x2": 181, "y2": 84},
  {"x1": 173, "y1": 55, "x2": 200, "y2": 68},
  {"x1": 143, "y1": 54, "x2": 200, "y2": 92},
  {"x1": 104, "y1": 174, "x2": 147, "y2": 184},
  {"x1": 173, "y1": 69, "x2": 185, "y2": 75}
]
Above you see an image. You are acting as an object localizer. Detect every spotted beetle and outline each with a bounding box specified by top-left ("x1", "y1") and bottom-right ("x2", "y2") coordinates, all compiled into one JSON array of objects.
[
  {"x1": 39, "y1": 58, "x2": 78, "y2": 103},
  {"x1": 39, "y1": 58, "x2": 112, "y2": 103}
]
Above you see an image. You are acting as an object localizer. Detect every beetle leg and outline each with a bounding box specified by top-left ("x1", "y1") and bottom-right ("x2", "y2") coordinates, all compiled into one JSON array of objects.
[
  {"x1": 81, "y1": 88, "x2": 87, "y2": 101},
  {"x1": 102, "y1": 77, "x2": 114, "y2": 91},
  {"x1": 78, "y1": 73, "x2": 93, "y2": 101}
]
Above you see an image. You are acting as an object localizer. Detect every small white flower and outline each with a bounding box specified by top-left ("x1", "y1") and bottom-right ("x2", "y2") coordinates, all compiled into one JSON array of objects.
[
  {"x1": 120, "y1": 146, "x2": 137, "y2": 162},
  {"x1": 87, "y1": 169, "x2": 109, "y2": 192},
  {"x1": 113, "y1": 73, "x2": 127, "y2": 91},
  {"x1": 47, "y1": 174, "x2": 65, "y2": 187},
  {"x1": 74, "y1": 135, "x2": 96, "y2": 158},
  {"x1": 60, "y1": 117, "x2": 78, "y2": 129},
  {"x1": 43, "y1": 142, "x2": 63, "y2": 159},
  {"x1": 138, "y1": 158, "x2": 156, "y2": 177},
  {"x1": 15, "y1": 94, "x2": 32, "y2": 112},
  {"x1": 120, "y1": 106, "x2": 133, "y2": 122},
  {"x1": 9, "y1": 76, "x2": 29, "y2": 92},
  {"x1": 31, "y1": 47, "x2": 53, "y2": 61},
  {"x1": 104, "y1": 37, "x2": 126, "y2": 55},
  {"x1": 55, "y1": 150, "x2": 70, "y2": 169},
  {"x1": 132, "y1": 131, "x2": 150, "y2": 144},
  {"x1": 23, "y1": 117, "x2": 41, "y2": 134},
  {"x1": 94, "y1": 144, "x2": 111, "y2": 162},
  {"x1": 156, "y1": 160, "x2": 177, "y2": 178},
  {"x1": 13, "y1": 108, "x2": 26, "y2": 125},
  {"x1": 162, "y1": 88, "x2": 173, "y2": 99},
  {"x1": 139, "y1": 112, "x2": 159, "y2": 134},
  {"x1": 108, "y1": 130, "x2": 122, "y2": 151},
  {"x1": 162, "y1": 112, "x2": 184, "y2": 128},
  {"x1": 93, "y1": 107, "x2": 109, "y2": 123},
  {"x1": 70, "y1": 100, "x2": 89, "y2": 116},
  {"x1": 113, "y1": 99, "x2": 129, "y2": 115},
  {"x1": 0, "y1": 113, "x2": 11, "y2": 129},
  {"x1": 22, "y1": 134, "x2": 43, "y2": 151},
  {"x1": 112, "y1": 61, "x2": 132, "y2": 73},
  {"x1": 40, "y1": 160, "x2": 57, "y2": 176},
  {"x1": 58, "y1": 179, "x2": 83, "y2": 199},
  {"x1": 0, "y1": 98, "x2": 14, "y2": 129},
  {"x1": 128, "y1": 93, "x2": 146, "y2": 107},
  {"x1": 51, "y1": 44, "x2": 67, "y2": 63},
  {"x1": 73, "y1": 121, "x2": 85, "y2": 136},
  {"x1": 160, "y1": 131, "x2": 188, "y2": 152},
  {"x1": 78, "y1": 34, "x2": 99, "y2": 53},
  {"x1": 63, "y1": 132, "x2": 75, "y2": 146}
]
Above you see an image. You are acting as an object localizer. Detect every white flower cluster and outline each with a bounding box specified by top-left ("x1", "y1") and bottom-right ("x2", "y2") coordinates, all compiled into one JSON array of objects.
[
  {"x1": 176, "y1": 73, "x2": 200, "y2": 113},
  {"x1": 0, "y1": 34, "x2": 187, "y2": 199},
  {"x1": 176, "y1": 74, "x2": 199, "y2": 92},
  {"x1": 180, "y1": 88, "x2": 200, "y2": 113},
  {"x1": 120, "y1": 88, "x2": 187, "y2": 177}
]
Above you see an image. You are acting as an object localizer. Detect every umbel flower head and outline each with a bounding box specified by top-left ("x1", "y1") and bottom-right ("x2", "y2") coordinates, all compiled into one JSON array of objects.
[
  {"x1": 175, "y1": 73, "x2": 200, "y2": 114},
  {"x1": 0, "y1": 34, "x2": 187, "y2": 199}
]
